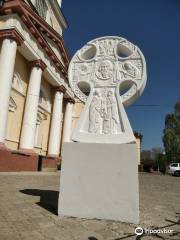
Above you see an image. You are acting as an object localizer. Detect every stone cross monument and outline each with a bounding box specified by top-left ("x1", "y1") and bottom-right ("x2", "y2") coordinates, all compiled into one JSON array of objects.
[
  {"x1": 69, "y1": 36, "x2": 146, "y2": 143},
  {"x1": 58, "y1": 36, "x2": 147, "y2": 224}
]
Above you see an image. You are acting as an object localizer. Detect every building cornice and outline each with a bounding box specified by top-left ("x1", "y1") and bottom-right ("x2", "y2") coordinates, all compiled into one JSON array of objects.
[
  {"x1": 29, "y1": 59, "x2": 47, "y2": 71},
  {"x1": 55, "y1": 84, "x2": 67, "y2": 94},
  {"x1": 0, "y1": 28, "x2": 24, "y2": 45},
  {"x1": 66, "y1": 98, "x2": 75, "y2": 104},
  {"x1": 0, "y1": 0, "x2": 70, "y2": 79}
]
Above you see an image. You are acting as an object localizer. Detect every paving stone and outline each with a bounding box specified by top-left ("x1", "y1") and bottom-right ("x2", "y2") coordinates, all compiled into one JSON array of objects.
[{"x1": 0, "y1": 172, "x2": 179, "y2": 240}]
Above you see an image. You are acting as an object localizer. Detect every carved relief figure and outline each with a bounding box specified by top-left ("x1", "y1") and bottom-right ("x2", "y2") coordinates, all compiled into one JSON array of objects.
[
  {"x1": 79, "y1": 64, "x2": 89, "y2": 79},
  {"x1": 74, "y1": 64, "x2": 91, "y2": 83},
  {"x1": 101, "y1": 93, "x2": 109, "y2": 133},
  {"x1": 89, "y1": 90, "x2": 102, "y2": 133},
  {"x1": 99, "y1": 42, "x2": 106, "y2": 55},
  {"x1": 123, "y1": 62, "x2": 139, "y2": 78},
  {"x1": 96, "y1": 60, "x2": 113, "y2": 80},
  {"x1": 107, "y1": 41, "x2": 114, "y2": 55},
  {"x1": 69, "y1": 37, "x2": 147, "y2": 143},
  {"x1": 103, "y1": 91, "x2": 119, "y2": 134},
  {"x1": 99, "y1": 40, "x2": 114, "y2": 56},
  {"x1": 89, "y1": 90, "x2": 120, "y2": 134}
]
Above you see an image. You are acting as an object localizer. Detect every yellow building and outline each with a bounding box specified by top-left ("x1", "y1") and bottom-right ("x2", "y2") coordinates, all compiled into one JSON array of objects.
[
  {"x1": 0, "y1": 0, "x2": 141, "y2": 171},
  {"x1": 0, "y1": 0, "x2": 78, "y2": 171}
]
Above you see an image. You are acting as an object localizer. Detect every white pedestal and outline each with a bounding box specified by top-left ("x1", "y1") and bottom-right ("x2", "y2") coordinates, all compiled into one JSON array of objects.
[{"x1": 58, "y1": 142, "x2": 139, "y2": 224}]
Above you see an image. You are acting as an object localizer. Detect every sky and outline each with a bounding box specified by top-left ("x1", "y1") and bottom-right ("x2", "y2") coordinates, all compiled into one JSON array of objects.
[{"x1": 61, "y1": 0, "x2": 180, "y2": 150}]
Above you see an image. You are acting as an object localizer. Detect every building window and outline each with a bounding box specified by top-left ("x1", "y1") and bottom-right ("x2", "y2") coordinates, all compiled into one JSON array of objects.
[{"x1": 35, "y1": 0, "x2": 48, "y2": 19}]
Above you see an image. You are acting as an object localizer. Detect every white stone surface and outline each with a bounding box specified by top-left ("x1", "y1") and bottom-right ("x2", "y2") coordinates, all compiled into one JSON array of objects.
[
  {"x1": 59, "y1": 142, "x2": 139, "y2": 224},
  {"x1": 62, "y1": 102, "x2": 74, "y2": 142},
  {"x1": 68, "y1": 36, "x2": 147, "y2": 144},
  {"x1": 57, "y1": 0, "x2": 62, "y2": 7},
  {"x1": 0, "y1": 39, "x2": 17, "y2": 143},
  {"x1": 20, "y1": 66, "x2": 42, "y2": 150},
  {"x1": 48, "y1": 91, "x2": 63, "y2": 156},
  {"x1": 30, "y1": 0, "x2": 36, "y2": 5}
]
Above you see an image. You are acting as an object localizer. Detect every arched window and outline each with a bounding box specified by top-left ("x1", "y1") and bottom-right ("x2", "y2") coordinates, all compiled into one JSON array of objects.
[{"x1": 35, "y1": 0, "x2": 48, "y2": 19}]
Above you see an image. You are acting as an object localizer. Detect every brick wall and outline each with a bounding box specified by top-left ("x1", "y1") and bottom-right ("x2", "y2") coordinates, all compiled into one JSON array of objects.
[{"x1": 0, "y1": 148, "x2": 38, "y2": 172}]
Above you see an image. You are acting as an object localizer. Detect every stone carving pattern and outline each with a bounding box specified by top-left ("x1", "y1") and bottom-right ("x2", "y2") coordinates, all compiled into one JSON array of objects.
[
  {"x1": 89, "y1": 89, "x2": 120, "y2": 135},
  {"x1": 69, "y1": 37, "x2": 146, "y2": 104},
  {"x1": 69, "y1": 36, "x2": 146, "y2": 138}
]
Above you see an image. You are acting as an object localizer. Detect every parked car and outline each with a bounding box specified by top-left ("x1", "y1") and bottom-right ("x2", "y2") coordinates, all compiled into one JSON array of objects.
[{"x1": 167, "y1": 163, "x2": 180, "y2": 176}]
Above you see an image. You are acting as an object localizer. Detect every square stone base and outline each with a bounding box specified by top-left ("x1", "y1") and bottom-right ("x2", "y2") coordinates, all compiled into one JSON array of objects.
[{"x1": 58, "y1": 142, "x2": 139, "y2": 224}]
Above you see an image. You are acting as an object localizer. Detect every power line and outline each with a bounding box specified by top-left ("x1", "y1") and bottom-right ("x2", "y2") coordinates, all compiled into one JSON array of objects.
[{"x1": 132, "y1": 104, "x2": 173, "y2": 107}]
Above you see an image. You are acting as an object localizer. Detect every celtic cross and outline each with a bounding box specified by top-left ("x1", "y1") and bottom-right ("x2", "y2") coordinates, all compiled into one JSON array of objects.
[{"x1": 68, "y1": 36, "x2": 147, "y2": 143}]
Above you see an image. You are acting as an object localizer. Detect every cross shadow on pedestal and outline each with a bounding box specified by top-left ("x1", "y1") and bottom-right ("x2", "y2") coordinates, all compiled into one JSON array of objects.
[{"x1": 20, "y1": 189, "x2": 59, "y2": 215}]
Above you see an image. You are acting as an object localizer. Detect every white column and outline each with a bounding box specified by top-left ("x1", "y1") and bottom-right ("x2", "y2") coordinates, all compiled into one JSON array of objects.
[
  {"x1": 31, "y1": 0, "x2": 36, "y2": 5},
  {"x1": 57, "y1": 0, "x2": 62, "y2": 7},
  {"x1": 63, "y1": 100, "x2": 74, "y2": 142},
  {"x1": 48, "y1": 90, "x2": 64, "y2": 156},
  {"x1": 0, "y1": 39, "x2": 17, "y2": 143},
  {"x1": 20, "y1": 62, "x2": 44, "y2": 150}
]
